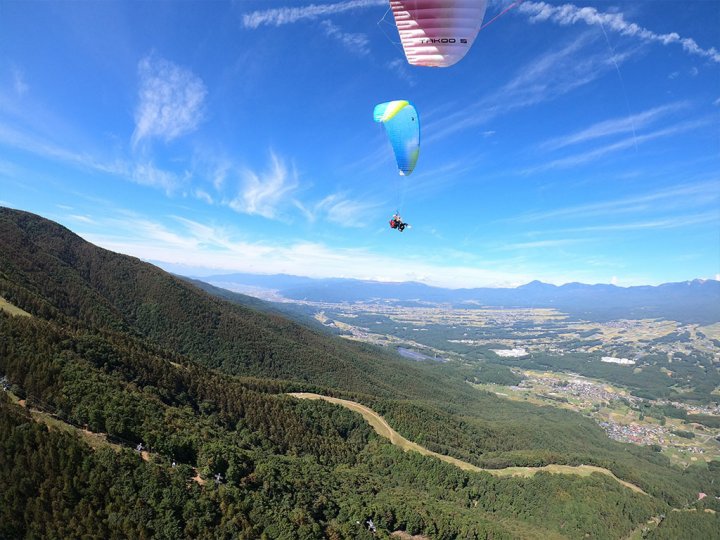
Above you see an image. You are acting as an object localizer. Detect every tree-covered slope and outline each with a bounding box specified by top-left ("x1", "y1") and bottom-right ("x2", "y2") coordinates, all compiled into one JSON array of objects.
[
  {"x1": 0, "y1": 313, "x2": 664, "y2": 539},
  {"x1": 1, "y1": 207, "x2": 719, "y2": 538},
  {"x1": 0, "y1": 207, "x2": 460, "y2": 399}
]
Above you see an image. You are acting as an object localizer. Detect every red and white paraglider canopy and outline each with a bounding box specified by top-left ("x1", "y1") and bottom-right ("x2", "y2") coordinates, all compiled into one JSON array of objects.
[{"x1": 389, "y1": 0, "x2": 488, "y2": 67}]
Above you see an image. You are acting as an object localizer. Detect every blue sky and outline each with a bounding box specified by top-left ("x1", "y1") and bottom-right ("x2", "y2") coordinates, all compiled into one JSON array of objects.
[{"x1": 1, "y1": 0, "x2": 718, "y2": 288}]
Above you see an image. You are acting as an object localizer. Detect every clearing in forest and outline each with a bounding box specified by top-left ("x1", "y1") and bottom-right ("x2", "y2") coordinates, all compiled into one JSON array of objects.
[
  {"x1": 0, "y1": 296, "x2": 31, "y2": 317},
  {"x1": 289, "y1": 392, "x2": 646, "y2": 495}
]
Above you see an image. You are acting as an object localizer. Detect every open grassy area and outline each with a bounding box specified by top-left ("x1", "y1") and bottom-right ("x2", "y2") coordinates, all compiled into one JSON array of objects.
[
  {"x1": 290, "y1": 392, "x2": 647, "y2": 495},
  {"x1": 0, "y1": 296, "x2": 31, "y2": 317},
  {"x1": 700, "y1": 323, "x2": 720, "y2": 340},
  {"x1": 490, "y1": 464, "x2": 646, "y2": 494}
]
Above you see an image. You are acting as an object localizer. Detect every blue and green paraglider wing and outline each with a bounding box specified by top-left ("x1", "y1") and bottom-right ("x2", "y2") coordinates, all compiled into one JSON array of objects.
[{"x1": 374, "y1": 100, "x2": 420, "y2": 176}]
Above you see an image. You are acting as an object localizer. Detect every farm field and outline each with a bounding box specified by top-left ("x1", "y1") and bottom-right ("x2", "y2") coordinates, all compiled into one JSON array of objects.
[
  {"x1": 474, "y1": 370, "x2": 720, "y2": 466},
  {"x1": 310, "y1": 301, "x2": 719, "y2": 362}
]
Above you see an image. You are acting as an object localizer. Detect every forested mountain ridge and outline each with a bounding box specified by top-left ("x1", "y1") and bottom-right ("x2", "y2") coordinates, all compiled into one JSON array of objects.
[
  {"x1": 0, "y1": 207, "x2": 459, "y2": 399},
  {"x1": 1, "y1": 207, "x2": 719, "y2": 539}
]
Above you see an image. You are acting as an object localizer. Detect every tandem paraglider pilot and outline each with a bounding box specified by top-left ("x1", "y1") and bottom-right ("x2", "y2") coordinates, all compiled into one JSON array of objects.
[{"x1": 389, "y1": 213, "x2": 409, "y2": 232}]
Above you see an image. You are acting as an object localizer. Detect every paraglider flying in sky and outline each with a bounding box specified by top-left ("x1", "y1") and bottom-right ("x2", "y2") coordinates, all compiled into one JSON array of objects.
[
  {"x1": 389, "y1": 212, "x2": 410, "y2": 232},
  {"x1": 374, "y1": 100, "x2": 419, "y2": 232},
  {"x1": 374, "y1": 100, "x2": 420, "y2": 176},
  {"x1": 377, "y1": 2, "x2": 525, "y2": 230},
  {"x1": 388, "y1": 0, "x2": 488, "y2": 67}
]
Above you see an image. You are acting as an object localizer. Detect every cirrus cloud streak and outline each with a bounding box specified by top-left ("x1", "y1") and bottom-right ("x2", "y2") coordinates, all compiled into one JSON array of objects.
[
  {"x1": 242, "y1": 0, "x2": 385, "y2": 29},
  {"x1": 519, "y1": 1, "x2": 720, "y2": 63}
]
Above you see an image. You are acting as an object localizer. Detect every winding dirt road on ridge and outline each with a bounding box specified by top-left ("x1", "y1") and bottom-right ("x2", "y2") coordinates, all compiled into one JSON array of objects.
[{"x1": 289, "y1": 392, "x2": 646, "y2": 495}]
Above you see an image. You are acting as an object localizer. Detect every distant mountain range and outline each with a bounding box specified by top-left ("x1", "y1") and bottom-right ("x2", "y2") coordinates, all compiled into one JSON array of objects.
[{"x1": 200, "y1": 273, "x2": 720, "y2": 324}]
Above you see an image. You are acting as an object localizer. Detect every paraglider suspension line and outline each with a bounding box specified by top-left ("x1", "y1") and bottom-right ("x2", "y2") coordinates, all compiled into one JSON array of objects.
[
  {"x1": 480, "y1": 0, "x2": 526, "y2": 32},
  {"x1": 598, "y1": 19, "x2": 638, "y2": 152},
  {"x1": 397, "y1": 173, "x2": 409, "y2": 212},
  {"x1": 377, "y1": 6, "x2": 403, "y2": 48}
]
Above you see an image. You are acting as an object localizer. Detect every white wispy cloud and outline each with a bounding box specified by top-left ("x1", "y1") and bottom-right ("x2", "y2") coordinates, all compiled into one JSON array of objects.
[
  {"x1": 110, "y1": 215, "x2": 202, "y2": 251},
  {"x1": 312, "y1": 192, "x2": 383, "y2": 227},
  {"x1": 242, "y1": 0, "x2": 385, "y2": 29},
  {"x1": 425, "y1": 31, "x2": 623, "y2": 143},
  {"x1": 171, "y1": 216, "x2": 245, "y2": 252},
  {"x1": 320, "y1": 20, "x2": 370, "y2": 56},
  {"x1": 0, "y1": 123, "x2": 185, "y2": 193},
  {"x1": 0, "y1": 123, "x2": 108, "y2": 171},
  {"x1": 12, "y1": 66, "x2": 28, "y2": 97},
  {"x1": 523, "y1": 118, "x2": 710, "y2": 173},
  {"x1": 68, "y1": 214, "x2": 96, "y2": 224},
  {"x1": 495, "y1": 238, "x2": 585, "y2": 251},
  {"x1": 539, "y1": 102, "x2": 688, "y2": 151},
  {"x1": 509, "y1": 180, "x2": 720, "y2": 224},
  {"x1": 192, "y1": 152, "x2": 381, "y2": 226},
  {"x1": 384, "y1": 58, "x2": 416, "y2": 85},
  {"x1": 519, "y1": 2, "x2": 720, "y2": 63},
  {"x1": 294, "y1": 189, "x2": 382, "y2": 228},
  {"x1": 227, "y1": 153, "x2": 299, "y2": 219},
  {"x1": 554, "y1": 211, "x2": 719, "y2": 234},
  {"x1": 132, "y1": 54, "x2": 207, "y2": 147},
  {"x1": 211, "y1": 160, "x2": 231, "y2": 191},
  {"x1": 81, "y1": 214, "x2": 536, "y2": 288},
  {"x1": 131, "y1": 162, "x2": 184, "y2": 193},
  {"x1": 194, "y1": 189, "x2": 213, "y2": 204}
]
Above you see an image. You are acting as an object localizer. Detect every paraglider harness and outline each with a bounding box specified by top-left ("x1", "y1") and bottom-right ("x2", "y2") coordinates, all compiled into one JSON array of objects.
[{"x1": 389, "y1": 214, "x2": 407, "y2": 232}]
